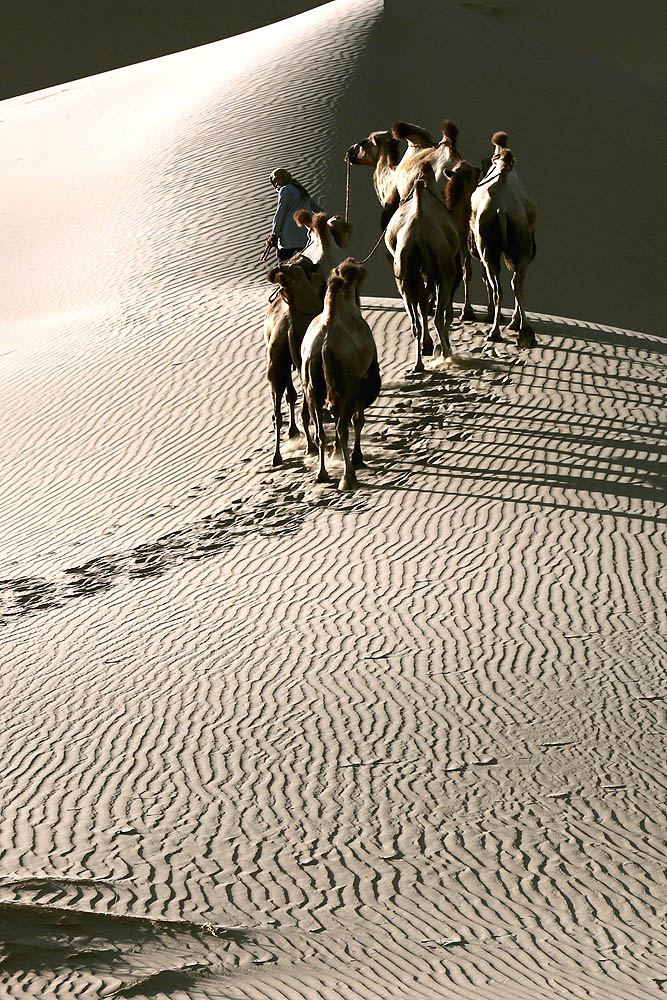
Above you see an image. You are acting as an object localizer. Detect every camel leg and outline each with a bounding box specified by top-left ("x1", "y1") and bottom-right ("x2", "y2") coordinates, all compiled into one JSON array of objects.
[
  {"x1": 269, "y1": 380, "x2": 285, "y2": 467},
  {"x1": 302, "y1": 396, "x2": 317, "y2": 455},
  {"x1": 484, "y1": 274, "x2": 494, "y2": 323},
  {"x1": 419, "y1": 298, "x2": 434, "y2": 359},
  {"x1": 482, "y1": 256, "x2": 504, "y2": 342},
  {"x1": 312, "y1": 401, "x2": 330, "y2": 483},
  {"x1": 433, "y1": 275, "x2": 453, "y2": 357},
  {"x1": 459, "y1": 248, "x2": 476, "y2": 322},
  {"x1": 286, "y1": 374, "x2": 299, "y2": 438},
  {"x1": 510, "y1": 266, "x2": 537, "y2": 348},
  {"x1": 351, "y1": 407, "x2": 366, "y2": 468},
  {"x1": 401, "y1": 289, "x2": 424, "y2": 373},
  {"x1": 337, "y1": 400, "x2": 358, "y2": 491}
]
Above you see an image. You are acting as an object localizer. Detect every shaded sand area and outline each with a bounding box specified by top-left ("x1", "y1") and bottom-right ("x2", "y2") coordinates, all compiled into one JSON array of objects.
[{"x1": 1, "y1": 0, "x2": 666, "y2": 996}]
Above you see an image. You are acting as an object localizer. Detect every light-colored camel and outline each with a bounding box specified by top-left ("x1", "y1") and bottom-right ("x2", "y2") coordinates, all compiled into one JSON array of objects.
[
  {"x1": 264, "y1": 259, "x2": 323, "y2": 465},
  {"x1": 385, "y1": 160, "x2": 479, "y2": 371},
  {"x1": 470, "y1": 147, "x2": 537, "y2": 348},
  {"x1": 347, "y1": 120, "x2": 476, "y2": 319},
  {"x1": 293, "y1": 211, "x2": 353, "y2": 295},
  {"x1": 345, "y1": 127, "x2": 423, "y2": 228},
  {"x1": 301, "y1": 259, "x2": 381, "y2": 490}
]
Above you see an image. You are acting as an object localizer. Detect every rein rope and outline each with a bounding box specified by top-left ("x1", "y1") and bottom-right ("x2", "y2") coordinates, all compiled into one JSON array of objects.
[{"x1": 355, "y1": 188, "x2": 416, "y2": 265}]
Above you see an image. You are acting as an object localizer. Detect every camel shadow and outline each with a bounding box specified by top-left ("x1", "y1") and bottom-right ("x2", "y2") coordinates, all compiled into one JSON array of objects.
[{"x1": 369, "y1": 352, "x2": 666, "y2": 520}]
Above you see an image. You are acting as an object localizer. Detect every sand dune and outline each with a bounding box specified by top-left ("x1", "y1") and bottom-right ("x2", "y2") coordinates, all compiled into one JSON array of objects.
[{"x1": 1, "y1": 0, "x2": 665, "y2": 997}]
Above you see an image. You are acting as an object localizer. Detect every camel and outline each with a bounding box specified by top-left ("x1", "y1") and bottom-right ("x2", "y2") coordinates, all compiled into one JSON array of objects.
[
  {"x1": 345, "y1": 128, "x2": 413, "y2": 228},
  {"x1": 300, "y1": 259, "x2": 381, "y2": 491},
  {"x1": 470, "y1": 147, "x2": 537, "y2": 348},
  {"x1": 347, "y1": 120, "x2": 476, "y2": 319},
  {"x1": 264, "y1": 258, "x2": 323, "y2": 465},
  {"x1": 263, "y1": 210, "x2": 355, "y2": 465},
  {"x1": 293, "y1": 211, "x2": 353, "y2": 296},
  {"x1": 385, "y1": 160, "x2": 479, "y2": 371}
]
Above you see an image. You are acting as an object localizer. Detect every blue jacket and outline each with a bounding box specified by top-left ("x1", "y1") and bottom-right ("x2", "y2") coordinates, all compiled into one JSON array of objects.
[{"x1": 272, "y1": 184, "x2": 323, "y2": 250}]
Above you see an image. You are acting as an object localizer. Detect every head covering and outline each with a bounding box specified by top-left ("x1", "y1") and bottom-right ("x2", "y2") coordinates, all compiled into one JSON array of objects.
[
  {"x1": 270, "y1": 168, "x2": 308, "y2": 198},
  {"x1": 270, "y1": 168, "x2": 294, "y2": 188}
]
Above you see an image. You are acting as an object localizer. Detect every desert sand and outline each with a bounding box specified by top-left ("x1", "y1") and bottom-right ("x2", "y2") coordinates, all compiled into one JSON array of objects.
[{"x1": 1, "y1": 0, "x2": 665, "y2": 997}]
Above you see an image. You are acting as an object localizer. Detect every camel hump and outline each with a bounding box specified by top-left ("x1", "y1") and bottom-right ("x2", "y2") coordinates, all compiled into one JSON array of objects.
[
  {"x1": 294, "y1": 209, "x2": 312, "y2": 228},
  {"x1": 444, "y1": 161, "x2": 479, "y2": 212},
  {"x1": 310, "y1": 212, "x2": 332, "y2": 240},
  {"x1": 392, "y1": 121, "x2": 437, "y2": 148},
  {"x1": 336, "y1": 257, "x2": 366, "y2": 286},
  {"x1": 498, "y1": 148, "x2": 515, "y2": 172},
  {"x1": 492, "y1": 130, "x2": 509, "y2": 148},
  {"x1": 441, "y1": 119, "x2": 459, "y2": 143}
]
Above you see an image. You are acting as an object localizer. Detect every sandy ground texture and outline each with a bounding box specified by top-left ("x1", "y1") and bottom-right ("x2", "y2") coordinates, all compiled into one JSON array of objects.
[{"x1": 1, "y1": 0, "x2": 666, "y2": 997}]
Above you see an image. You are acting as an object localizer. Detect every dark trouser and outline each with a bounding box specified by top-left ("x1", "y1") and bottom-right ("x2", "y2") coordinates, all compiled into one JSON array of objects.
[{"x1": 278, "y1": 247, "x2": 305, "y2": 262}]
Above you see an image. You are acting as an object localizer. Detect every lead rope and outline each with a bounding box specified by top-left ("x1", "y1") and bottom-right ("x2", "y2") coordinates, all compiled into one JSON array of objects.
[
  {"x1": 344, "y1": 154, "x2": 351, "y2": 224},
  {"x1": 355, "y1": 189, "x2": 416, "y2": 265}
]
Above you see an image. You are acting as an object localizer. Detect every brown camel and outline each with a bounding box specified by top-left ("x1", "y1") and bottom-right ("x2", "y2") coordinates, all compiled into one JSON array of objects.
[
  {"x1": 385, "y1": 160, "x2": 479, "y2": 371},
  {"x1": 264, "y1": 259, "x2": 323, "y2": 466},
  {"x1": 263, "y1": 210, "x2": 355, "y2": 465},
  {"x1": 301, "y1": 260, "x2": 381, "y2": 491},
  {"x1": 470, "y1": 147, "x2": 537, "y2": 347}
]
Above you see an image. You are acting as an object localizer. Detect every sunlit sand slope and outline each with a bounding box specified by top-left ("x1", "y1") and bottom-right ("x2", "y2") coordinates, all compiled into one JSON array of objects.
[{"x1": 1, "y1": 0, "x2": 665, "y2": 997}]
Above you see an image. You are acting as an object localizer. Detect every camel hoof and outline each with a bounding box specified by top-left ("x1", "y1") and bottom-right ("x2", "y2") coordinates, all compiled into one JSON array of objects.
[
  {"x1": 352, "y1": 452, "x2": 366, "y2": 469},
  {"x1": 272, "y1": 453, "x2": 283, "y2": 467},
  {"x1": 517, "y1": 326, "x2": 537, "y2": 349},
  {"x1": 339, "y1": 474, "x2": 358, "y2": 492},
  {"x1": 316, "y1": 470, "x2": 331, "y2": 484},
  {"x1": 288, "y1": 424, "x2": 300, "y2": 439},
  {"x1": 505, "y1": 316, "x2": 521, "y2": 332},
  {"x1": 486, "y1": 330, "x2": 505, "y2": 343},
  {"x1": 306, "y1": 442, "x2": 318, "y2": 456},
  {"x1": 460, "y1": 306, "x2": 476, "y2": 322}
]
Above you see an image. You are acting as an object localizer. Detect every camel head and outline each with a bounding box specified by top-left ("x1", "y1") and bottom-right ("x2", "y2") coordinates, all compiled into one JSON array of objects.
[
  {"x1": 327, "y1": 214, "x2": 353, "y2": 249},
  {"x1": 266, "y1": 259, "x2": 322, "y2": 315},
  {"x1": 444, "y1": 161, "x2": 481, "y2": 212},
  {"x1": 346, "y1": 130, "x2": 401, "y2": 168}
]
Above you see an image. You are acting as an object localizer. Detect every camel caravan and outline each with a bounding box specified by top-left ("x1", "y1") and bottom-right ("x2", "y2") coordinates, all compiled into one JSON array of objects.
[{"x1": 263, "y1": 121, "x2": 538, "y2": 486}]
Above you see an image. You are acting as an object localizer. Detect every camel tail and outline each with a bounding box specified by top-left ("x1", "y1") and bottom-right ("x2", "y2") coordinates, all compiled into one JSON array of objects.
[
  {"x1": 322, "y1": 340, "x2": 344, "y2": 410},
  {"x1": 496, "y1": 209, "x2": 518, "y2": 271}
]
